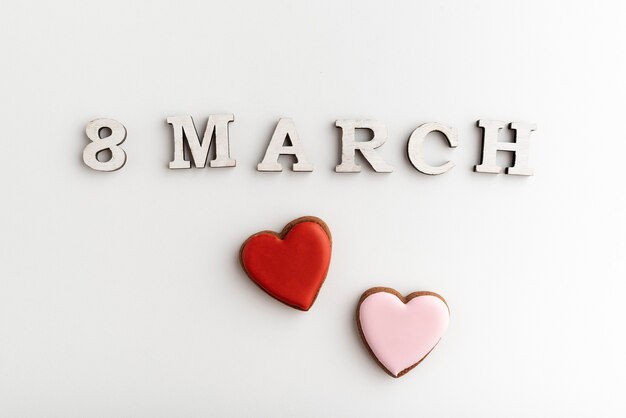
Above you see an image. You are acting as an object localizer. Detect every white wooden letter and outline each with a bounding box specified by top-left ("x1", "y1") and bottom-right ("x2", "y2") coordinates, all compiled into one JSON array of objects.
[
  {"x1": 167, "y1": 114, "x2": 235, "y2": 169},
  {"x1": 257, "y1": 118, "x2": 313, "y2": 172},
  {"x1": 407, "y1": 122, "x2": 458, "y2": 175},
  {"x1": 475, "y1": 120, "x2": 537, "y2": 176},
  {"x1": 335, "y1": 120, "x2": 393, "y2": 173}
]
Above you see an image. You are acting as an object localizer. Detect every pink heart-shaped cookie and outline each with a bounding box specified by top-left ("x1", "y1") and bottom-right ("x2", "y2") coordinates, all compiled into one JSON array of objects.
[{"x1": 357, "y1": 287, "x2": 450, "y2": 378}]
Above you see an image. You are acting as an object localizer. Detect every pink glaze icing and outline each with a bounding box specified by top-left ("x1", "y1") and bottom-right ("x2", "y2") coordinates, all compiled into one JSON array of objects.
[{"x1": 359, "y1": 291, "x2": 449, "y2": 377}]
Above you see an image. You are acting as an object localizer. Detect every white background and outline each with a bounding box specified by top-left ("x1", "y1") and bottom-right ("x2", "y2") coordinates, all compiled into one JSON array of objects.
[{"x1": 1, "y1": 1, "x2": 625, "y2": 416}]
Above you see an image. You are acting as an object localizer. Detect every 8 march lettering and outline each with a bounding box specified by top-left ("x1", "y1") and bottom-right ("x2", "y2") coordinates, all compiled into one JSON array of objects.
[{"x1": 82, "y1": 116, "x2": 537, "y2": 176}]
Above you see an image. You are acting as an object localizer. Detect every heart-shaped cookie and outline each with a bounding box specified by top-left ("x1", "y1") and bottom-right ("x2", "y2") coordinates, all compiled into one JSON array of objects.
[
  {"x1": 239, "y1": 216, "x2": 332, "y2": 311},
  {"x1": 357, "y1": 287, "x2": 449, "y2": 377}
]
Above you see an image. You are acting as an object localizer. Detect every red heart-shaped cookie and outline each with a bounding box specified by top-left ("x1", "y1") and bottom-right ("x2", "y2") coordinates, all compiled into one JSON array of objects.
[{"x1": 240, "y1": 216, "x2": 332, "y2": 311}]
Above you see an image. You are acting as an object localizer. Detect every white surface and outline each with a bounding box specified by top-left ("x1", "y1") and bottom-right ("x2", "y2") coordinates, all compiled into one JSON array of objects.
[{"x1": 1, "y1": 1, "x2": 625, "y2": 416}]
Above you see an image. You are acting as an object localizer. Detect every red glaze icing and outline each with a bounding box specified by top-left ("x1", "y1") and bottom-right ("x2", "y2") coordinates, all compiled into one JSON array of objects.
[{"x1": 240, "y1": 220, "x2": 332, "y2": 311}]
